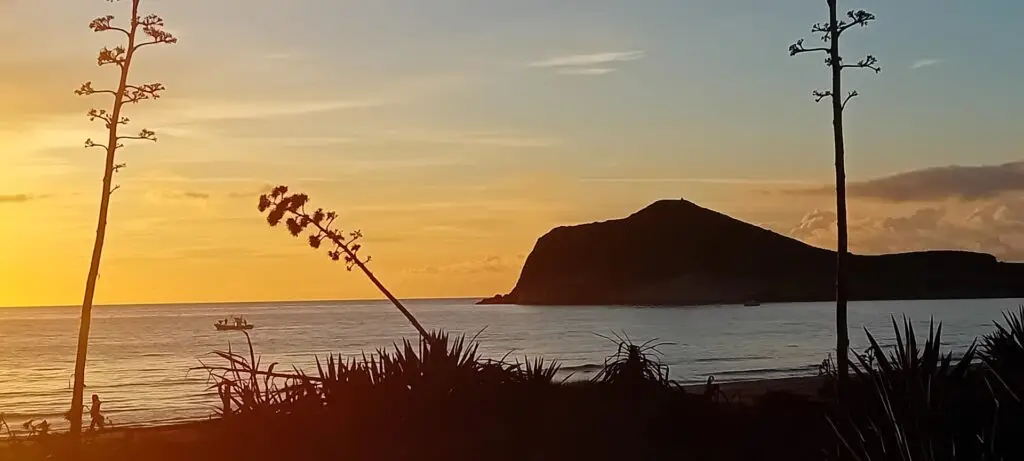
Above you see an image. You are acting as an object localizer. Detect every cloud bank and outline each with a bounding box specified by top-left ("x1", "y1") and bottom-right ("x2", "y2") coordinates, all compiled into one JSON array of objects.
[
  {"x1": 787, "y1": 161, "x2": 1024, "y2": 202},
  {"x1": 788, "y1": 198, "x2": 1024, "y2": 261}
]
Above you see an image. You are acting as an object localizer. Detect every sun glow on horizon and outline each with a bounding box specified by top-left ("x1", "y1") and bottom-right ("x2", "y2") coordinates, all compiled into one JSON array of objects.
[{"x1": 2, "y1": 0, "x2": 1023, "y2": 307}]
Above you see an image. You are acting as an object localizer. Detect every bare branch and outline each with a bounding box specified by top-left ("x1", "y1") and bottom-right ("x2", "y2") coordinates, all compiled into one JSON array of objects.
[
  {"x1": 137, "y1": 14, "x2": 165, "y2": 28},
  {"x1": 88, "y1": 15, "x2": 129, "y2": 37},
  {"x1": 112, "y1": 163, "x2": 128, "y2": 173},
  {"x1": 110, "y1": 185, "x2": 121, "y2": 194},
  {"x1": 97, "y1": 46, "x2": 127, "y2": 68},
  {"x1": 838, "y1": 10, "x2": 876, "y2": 36},
  {"x1": 811, "y1": 22, "x2": 833, "y2": 42},
  {"x1": 789, "y1": 38, "x2": 829, "y2": 56},
  {"x1": 134, "y1": 15, "x2": 178, "y2": 50},
  {"x1": 842, "y1": 55, "x2": 881, "y2": 73},
  {"x1": 116, "y1": 128, "x2": 157, "y2": 142},
  {"x1": 87, "y1": 108, "x2": 114, "y2": 126},
  {"x1": 122, "y1": 83, "x2": 166, "y2": 103},
  {"x1": 84, "y1": 139, "x2": 108, "y2": 150},
  {"x1": 74, "y1": 82, "x2": 117, "y2": 97},
  {"x1": 841, "y1": 91, "x2": 859, "y2": 110},
  {"x1": 812, "y1": 90, "x2": 833, "y2": 103}
]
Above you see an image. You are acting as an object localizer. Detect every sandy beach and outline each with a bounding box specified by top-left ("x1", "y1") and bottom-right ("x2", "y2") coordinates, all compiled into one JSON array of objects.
[{"x1": 1, "y1": 374, "x2": 826, "y2": 449}]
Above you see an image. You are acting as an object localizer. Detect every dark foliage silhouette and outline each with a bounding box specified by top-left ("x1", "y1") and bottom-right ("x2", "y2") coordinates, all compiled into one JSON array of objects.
[
  {"x1": 982, "y1": 305, "x2": 1024, "y2": 458},
  {"x1": 258, "y1": 186, "x2": 428, "y2": 338},
  {"x1": 593, "y1": 332, "x2": 675, "y2": 390},
  {"x1": 70, "y1": 0, "x2": 177, "y2": 439},
  {"x1": 826, "y1": 317, "x2": 1011, "y2": 460},
  {"x1": 8, "y1": 313, "x2": 1024, "y2": 460},
  {"x1": 982, "y1": 305, "x2": 1024, "y2": 393},
  {"x1": 789, "y1": 0, "x2": 881, "y2": 384},
  {"x1": 184, "y1": 330, "x2": 834, "y2": 461}
]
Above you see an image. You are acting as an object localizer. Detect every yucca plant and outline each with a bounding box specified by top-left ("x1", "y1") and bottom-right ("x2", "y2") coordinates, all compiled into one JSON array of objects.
[
  {"x1": 515, "y1": 357, "x2": 563, "y2": 385},
  {"x1": 195, "y1": 332, "x2": 322, "y2": 417},
  {"x1": 199, "y1": 330, "x2": 528, "y2": 418},
  {"x1": 830, "y1": 316, "x2": 996, "y2": 461},
  {"x1": 593, "y1": 332, "x2": 675, "y2": 390},
  {"x1": 979, "y1": 306, "x2": 1024, "y2": 460},
  {"x1": 982, "y1": 306, "x2": 1024, "y2": 398}
]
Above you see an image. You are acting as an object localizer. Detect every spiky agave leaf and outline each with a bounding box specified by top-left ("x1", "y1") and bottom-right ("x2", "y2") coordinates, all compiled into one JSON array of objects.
[
  {"x1": 834, "y1": 316, "x2": 993, "y2": 461},
  {"x1": 593, "y1": 332, "x2": 675, "y2": 389},
  {"x1": 982, "y1": 306, "x2": 1024, "y2": 399}
]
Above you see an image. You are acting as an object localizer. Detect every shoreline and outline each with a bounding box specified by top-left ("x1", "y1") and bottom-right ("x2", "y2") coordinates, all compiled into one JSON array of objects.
[{"x1": 1, "y1": 375, "x2": 825, "y2": 445}]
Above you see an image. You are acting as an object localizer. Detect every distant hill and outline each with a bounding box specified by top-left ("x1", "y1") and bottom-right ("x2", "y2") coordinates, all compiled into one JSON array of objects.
[{"x1": 479, "y1": 199, "x2": 1024, "y2": 306}]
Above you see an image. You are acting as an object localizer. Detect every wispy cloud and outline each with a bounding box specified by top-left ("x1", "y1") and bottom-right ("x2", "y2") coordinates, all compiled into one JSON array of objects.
[
  {"x1": 377, "y1": 129, "x2": 561, "y2": 149},
  {"x1": 911, "y1": 58, "x2": 943, "y2": 69},
  {"x1": 410, "y1": 255, "x2": 517, "y2": 275},
  {"x1": 227, "y1": 184, "x2": 276, "y2": 199},
  {"x1": 261, "y1": 52, "x2": 297, "y2": 61},
  {"x1": 530, "y1": 51, "x2": 645, "y2": 68},
  {"x1": 180, "y1": 191, "x2": 211, "y2": 200},
  {"x1": 0, "y1": 194, "x2": 32, "y2": 204},
  {"x1": 579, "y1": 177, "x2": 815, "y2": 186},
  {"x1": 164, "y1": 98, "x2": 384, "y2": 122},
  {"x1": 147, "y1": 190, "x2": 211, "y2": 202},
  {"x1": 557, "y1": 68, "x2": 617, "y2": 76}
]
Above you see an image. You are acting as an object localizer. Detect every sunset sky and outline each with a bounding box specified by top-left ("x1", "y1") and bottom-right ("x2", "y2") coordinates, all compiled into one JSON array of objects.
[{"x1": 2, "y1": 0, "x2": 1023, "y2": 307}]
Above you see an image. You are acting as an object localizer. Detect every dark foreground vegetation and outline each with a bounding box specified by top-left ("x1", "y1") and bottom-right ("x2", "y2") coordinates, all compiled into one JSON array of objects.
[{"x1": 3, "y1": 307, "x2": 1024, "y2": 461}]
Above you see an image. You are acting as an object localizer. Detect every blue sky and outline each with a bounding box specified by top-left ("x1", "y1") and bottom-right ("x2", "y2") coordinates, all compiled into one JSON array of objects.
[{"x1": 2, "y1": 0, "x2": 1023, "y2": 305}]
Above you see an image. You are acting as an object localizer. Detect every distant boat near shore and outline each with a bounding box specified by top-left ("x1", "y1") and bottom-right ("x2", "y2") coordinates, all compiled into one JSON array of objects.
[
  {"x1": 214, "y1": 315, "x2": 254, "y2": 331},
  {"x1": 744, "y1": 300, "x2": 761, "y2": 307}
]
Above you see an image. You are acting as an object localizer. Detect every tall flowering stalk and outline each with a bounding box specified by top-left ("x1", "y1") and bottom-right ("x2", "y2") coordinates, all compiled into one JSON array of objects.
[
  {"x1": 69, "y1": 0, "x2": 176, "y2": 437},
  {"x1": 789, "y1": 0, "x2": 880, "y2": 384},
  {"x1": 258, "y1": 186, "x2": 429, "y2": 337}
]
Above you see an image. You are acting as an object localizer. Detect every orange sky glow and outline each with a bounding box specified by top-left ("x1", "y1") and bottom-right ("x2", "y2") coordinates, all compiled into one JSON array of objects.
[{"x1": 2, "y1": 0, "x2": 1023, "y2": 307}]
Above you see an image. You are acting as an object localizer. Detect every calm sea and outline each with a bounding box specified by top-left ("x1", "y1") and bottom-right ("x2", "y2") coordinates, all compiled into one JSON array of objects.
[{"x1": 0, "y1": 298, "x2": 1019, "y2": 431}]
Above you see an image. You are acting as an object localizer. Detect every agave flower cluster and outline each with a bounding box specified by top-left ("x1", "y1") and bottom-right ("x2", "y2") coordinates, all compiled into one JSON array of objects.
[{"x1": 258, "y1": 186, "x2": 369, "y2": 271}]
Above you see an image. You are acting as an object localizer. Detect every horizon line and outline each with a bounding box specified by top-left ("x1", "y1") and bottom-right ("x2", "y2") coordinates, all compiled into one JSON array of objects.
[{"x1": 0, "y1": 295, "x2": 487, "y2": 310}]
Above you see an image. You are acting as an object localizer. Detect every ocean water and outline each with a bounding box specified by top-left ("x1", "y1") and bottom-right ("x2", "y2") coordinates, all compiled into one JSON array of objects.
[{"x1": 0, "y1": 297, "x2": 1019, "y2": 431}]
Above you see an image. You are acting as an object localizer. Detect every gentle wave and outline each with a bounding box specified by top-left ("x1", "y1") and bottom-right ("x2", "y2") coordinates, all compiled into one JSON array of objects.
[
  {"x1": 560, "y1": 363, "x2": 603, "y2": 372},
  {"x1": 1, "y1": 298, "x2": 1017, "y2": 428},
  {"x1": 692, "y1": 355, "x2": 775, "y2": 364}
]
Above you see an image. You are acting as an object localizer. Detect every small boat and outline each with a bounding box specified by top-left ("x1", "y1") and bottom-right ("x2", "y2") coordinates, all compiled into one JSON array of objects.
[
  {"x1": 215, "y1": 315, "x2": 254, "y2": 331},
  {"x1": 744, "y1": 300, "x2": 761, "y2": 307}
]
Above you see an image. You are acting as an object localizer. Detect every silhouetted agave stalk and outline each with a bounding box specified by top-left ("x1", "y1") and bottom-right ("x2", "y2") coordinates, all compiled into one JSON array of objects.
[
  {"x1": 789, "y1": 1, "x2": 882, "y2": 386},
  {"x1": 70, "y1": 0, "x2": 177, "y2": 438},
  {"x1": 258, "y1": 186, "x2": 428, "y2": 338}
]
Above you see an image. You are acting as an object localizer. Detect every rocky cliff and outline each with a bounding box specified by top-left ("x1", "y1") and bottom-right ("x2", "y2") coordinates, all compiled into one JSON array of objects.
[{"x1": 479, "y1": 199, "x2": 1024, "y2": 306}]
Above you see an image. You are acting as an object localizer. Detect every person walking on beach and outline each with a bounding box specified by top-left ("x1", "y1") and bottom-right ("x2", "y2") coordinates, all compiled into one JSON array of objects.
[{"x1": 88, "y1": 394, "x2": 105, "y2": 432}]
